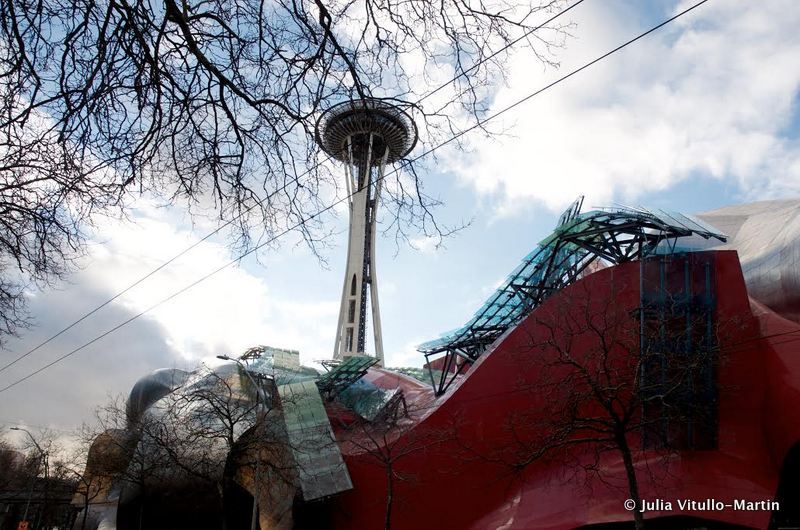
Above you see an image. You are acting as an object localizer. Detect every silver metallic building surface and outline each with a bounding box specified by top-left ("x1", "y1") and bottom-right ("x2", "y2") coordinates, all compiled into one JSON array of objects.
[{"x1": 698, "y1": 198, "x2": 800, "y2": 322}]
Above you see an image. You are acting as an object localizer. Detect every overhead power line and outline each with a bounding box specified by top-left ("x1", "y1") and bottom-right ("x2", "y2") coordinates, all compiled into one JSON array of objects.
[
  {"x1": 0, "y1": 0, "x2": 587, "y2": 377},
  {"x1": 0, "y1": 0, "x2": 710, "y2": 394},
  {"x1": 416, "y1": 0, "x2": 587, "y2": 105}
]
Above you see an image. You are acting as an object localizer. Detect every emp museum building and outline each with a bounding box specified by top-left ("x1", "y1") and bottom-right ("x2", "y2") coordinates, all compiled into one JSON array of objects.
[{"x1": 73, "y1": 194, "x2": 800, "y2": 530}]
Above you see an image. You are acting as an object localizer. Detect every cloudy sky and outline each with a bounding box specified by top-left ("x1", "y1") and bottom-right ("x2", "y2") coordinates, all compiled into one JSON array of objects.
[{"x1": 2, "y1": 0, "x2": 800, "y2": 434}]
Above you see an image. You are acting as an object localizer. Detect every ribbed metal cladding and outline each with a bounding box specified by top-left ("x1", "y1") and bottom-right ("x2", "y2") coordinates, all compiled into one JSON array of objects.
[{"x1": 315, "y1": 99, "x2": 417, "y2": 165}]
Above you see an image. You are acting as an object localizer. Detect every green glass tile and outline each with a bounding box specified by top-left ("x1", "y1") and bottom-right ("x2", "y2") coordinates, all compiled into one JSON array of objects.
[{"x1": 278, "y1": 381, "x2": 352, "y2": 501}]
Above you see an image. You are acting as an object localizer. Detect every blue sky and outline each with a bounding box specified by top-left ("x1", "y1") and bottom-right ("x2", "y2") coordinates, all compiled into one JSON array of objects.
[{"x1": 2, "y1": 0, "x2": 800, "y2": 431}]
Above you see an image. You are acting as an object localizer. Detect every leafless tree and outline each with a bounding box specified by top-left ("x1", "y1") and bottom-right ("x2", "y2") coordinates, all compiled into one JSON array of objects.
[
  {"x1": 336, "y1": 392, "x2": 449, "y2": 530},
  {"x1": 0, "y1": 427, "x2": 74, "y2": 530},
  {"x1": 482, "y1": 275, "x2": 726, "y2": 530},
  {"x1": 80, "y1": 364, "x2": 300, "y2": 529},
  {"x1": 79, "y1": 394, "x2": 181, "y2": 530},
  {"x1": 0, "y1": 0, "x2": 572, "y2": 341},
  {"x1": 0, "y1": 436, "x2": 28, "y2": 491},
  {"x1": 73, "y1": 405, "x2": 167, "y2": 529},
  {"x1": 59, "y1": 426, "x2": 130, "y2": 530},
  {"x1": 59, "y1": 458, "x2": 105, "y2": 530}
]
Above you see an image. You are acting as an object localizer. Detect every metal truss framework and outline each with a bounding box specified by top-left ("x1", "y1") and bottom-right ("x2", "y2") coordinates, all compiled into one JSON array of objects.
[{"x1": 418, "y1": 198, "x2": 726, "y2": 396}]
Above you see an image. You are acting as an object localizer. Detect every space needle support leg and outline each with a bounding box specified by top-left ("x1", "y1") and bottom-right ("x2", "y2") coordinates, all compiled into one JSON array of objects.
[
  {"x1": 332, "y1": 137, "x2": 357, "y2": 359},
  {"x1": 357, "y1": 133, "x2": 375, "y2": 353},
  {"x1": 369, "y1": 147, "x2": 390, "y2": 366},
  {"x1": 344, "y1": 137, "x2": 354, "y2": 201}
]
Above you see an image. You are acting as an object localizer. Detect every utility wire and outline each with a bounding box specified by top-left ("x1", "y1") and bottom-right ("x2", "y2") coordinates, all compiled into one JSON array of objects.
[
  {"x1": 0, "y1": 0, "x2": 587, "y2": 377},
  {"x1": 0, "y1": 163, "x2": 332, "y2": 375},
  {"x1": 0, "y1": 0, "x2": 710, "y2": 394}
]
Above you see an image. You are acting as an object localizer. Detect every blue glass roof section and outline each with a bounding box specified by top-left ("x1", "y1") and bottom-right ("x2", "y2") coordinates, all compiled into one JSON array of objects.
[{"x1": 418, "y1": 204, "x2": 726, "y2": 356}]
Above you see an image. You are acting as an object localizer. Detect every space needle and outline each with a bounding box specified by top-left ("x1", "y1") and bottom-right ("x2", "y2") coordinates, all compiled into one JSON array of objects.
[{"x1": 315, "y1": 99, "x2": 417, "y2": 366}]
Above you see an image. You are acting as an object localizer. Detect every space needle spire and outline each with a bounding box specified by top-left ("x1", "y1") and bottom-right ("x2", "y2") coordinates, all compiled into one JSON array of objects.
[{"x1": 315, "y1": 99, "x2": 417, "y2": 366}]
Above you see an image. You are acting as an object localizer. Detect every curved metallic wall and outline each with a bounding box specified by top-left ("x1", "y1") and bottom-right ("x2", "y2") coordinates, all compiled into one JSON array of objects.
[
  {"x1": 126, "y1": 367, "x2": 190, "y2": 425},
  {"x1": 697, "y1": 199, "x2": 800, "y2": 322}
]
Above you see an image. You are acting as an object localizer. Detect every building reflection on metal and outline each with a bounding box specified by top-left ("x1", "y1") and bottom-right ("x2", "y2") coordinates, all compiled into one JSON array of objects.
[{"x1": 74, "y1": 346, "x2": 404, "y2": 530}]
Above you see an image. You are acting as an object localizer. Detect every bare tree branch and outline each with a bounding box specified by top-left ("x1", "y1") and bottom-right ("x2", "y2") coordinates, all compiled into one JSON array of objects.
[{"x1": 0, "y1": 0, "x2": 571, "y2": 342}]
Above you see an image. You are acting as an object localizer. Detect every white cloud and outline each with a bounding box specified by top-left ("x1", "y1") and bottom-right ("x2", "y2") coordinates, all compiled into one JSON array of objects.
[
  {"x1": 0, "y1": 202, "x2": 344, "y2": 428},
  {"x1": 386, "y1": 339, "x2": 428, "y2": 368},
  {"x1": 409, "y1": 235, "x2": 442, "y2": 254},
  {"x1": 445, "y1": 0, "x2": 800, "y2": 214},
  {"x1": 85, "y1": 207, "x2": 340, "y2": 364}
]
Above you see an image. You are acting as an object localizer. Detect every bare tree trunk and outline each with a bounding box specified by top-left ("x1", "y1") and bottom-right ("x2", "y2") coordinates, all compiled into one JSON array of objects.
[
  {"x1": 81, "y1": 497, "x2": 89, "y2": 530},
  {"x1": 617, "y1": 432, "x2": 644, "y2": 530},
  {"x1": 385, "y1": 462, "x2": 394, "y2": 530},
  {"x1": 217, "y1": 482, "x2": 228, "y2": 530}
]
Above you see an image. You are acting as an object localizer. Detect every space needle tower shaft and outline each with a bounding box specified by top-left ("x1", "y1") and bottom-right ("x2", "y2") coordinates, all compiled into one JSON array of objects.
[{"x1": 316, "y1": 99, "x2": 417, "y2": 365}]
